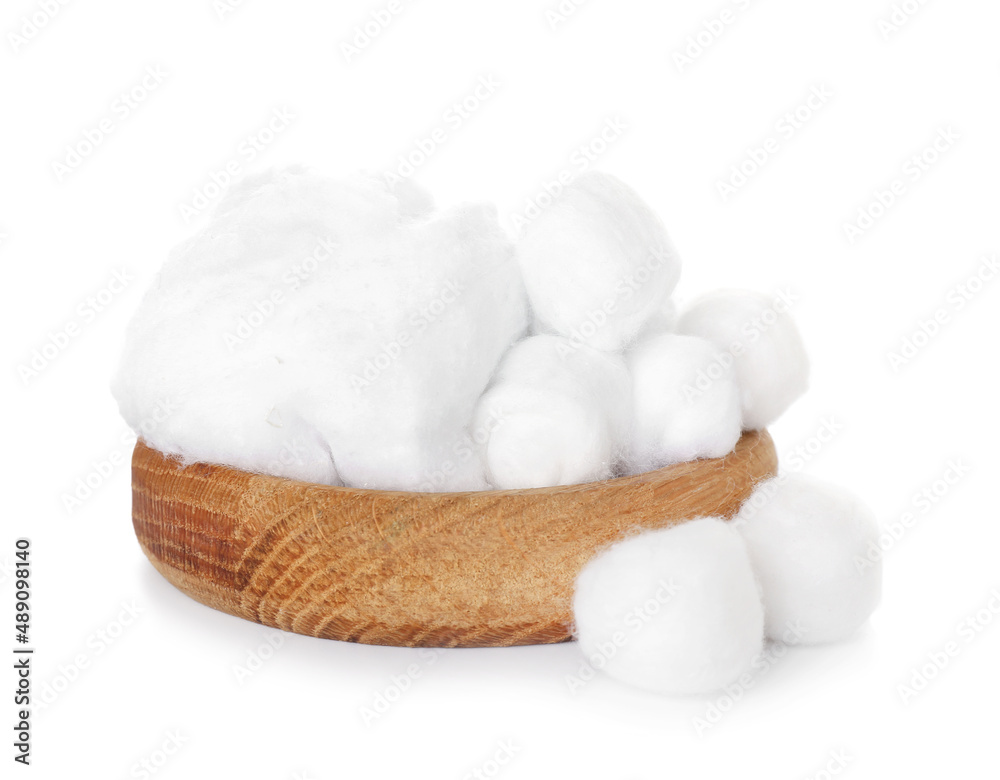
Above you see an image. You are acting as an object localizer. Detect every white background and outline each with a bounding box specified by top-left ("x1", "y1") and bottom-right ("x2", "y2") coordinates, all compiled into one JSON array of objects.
[{"x1": 3, "y1": 0, "x2": 999, "y2": 777}]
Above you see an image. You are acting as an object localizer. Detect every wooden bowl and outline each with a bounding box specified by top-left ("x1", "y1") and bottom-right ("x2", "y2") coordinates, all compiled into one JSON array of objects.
[{"x1": 131, "y1": 430, "x2": 777, "y2": 648}]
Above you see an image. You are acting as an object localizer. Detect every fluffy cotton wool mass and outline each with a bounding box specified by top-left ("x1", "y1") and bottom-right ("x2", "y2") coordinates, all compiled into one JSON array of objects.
[
  {"x1": 573, "y1": 517, "x2": 764, "y2": 695},
  {"x1": 516, "y1": 172, "x2": 681, "y2": 352},
  {"x1": 735, "y1": 475, "x2": 882, "y2": 644},
  {"x1": 113, "y1": 167, "x2": 529, "y2": 491},
  {"x1": 473, "y1": 334, "x2": 631, "y2": 489},
  {"x1": 677, "y1": 289, "x2": 809, "y2": 430},
  {"x1": 626, "y1": 333, "x2": 742, "y2": 471}
]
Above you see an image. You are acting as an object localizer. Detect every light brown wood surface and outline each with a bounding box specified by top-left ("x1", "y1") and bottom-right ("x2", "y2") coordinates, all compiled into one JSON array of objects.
[{"x1": 131, "y1": 430, "x2": 778, "y2": 647}]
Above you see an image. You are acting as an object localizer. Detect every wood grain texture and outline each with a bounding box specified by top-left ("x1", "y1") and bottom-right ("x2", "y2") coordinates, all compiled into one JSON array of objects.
[{"x1": 132, "y1": 430, "x2": 778, "y2": 647}]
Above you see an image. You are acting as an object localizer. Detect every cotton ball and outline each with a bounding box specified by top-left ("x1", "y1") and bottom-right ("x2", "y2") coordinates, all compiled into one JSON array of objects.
[
  {"x1": 473, "y1": 335, "x2": 631, "y2": 489},
  {"x1": 735, "y1": 475, "x2": 881, "y2": 644},
  {"x1": 516, "y1": 172, "x2": 681, "y2": 352},
  {"x1": 677, "y1": 289, "x2": 808, "y2": 430},
  {"x1": 626, "y1": 334, "x2": 742, "y2": 472},
  {"x1": 573, "y1": 517, "x2": 764, "y2": 695}
]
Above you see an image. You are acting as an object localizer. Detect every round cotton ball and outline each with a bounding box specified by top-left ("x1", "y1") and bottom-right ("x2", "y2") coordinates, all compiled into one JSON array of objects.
[
  {"x1": 677, "y1": 289, "x2": 809, "y2": 430},
  {"x1": 626, "y1": 333, "x2": 742, "y2": 471},
  {"x1": 573, "y1": 517, "x2": 764, "y2": 695},
  {"x1": 735, "y1": 475, "x2": 881, "y2": 644},
  {"x1": 516, "y1": 172, "x2": 681, "y2": 352},
  {"x1": 473, "y1": 335, "x2": 631, "y2": 489}
]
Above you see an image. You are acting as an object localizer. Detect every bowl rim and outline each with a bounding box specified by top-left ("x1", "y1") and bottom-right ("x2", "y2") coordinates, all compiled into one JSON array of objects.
[{"x1": 136, "y1": 428, "x2": 773, "y2": 499}]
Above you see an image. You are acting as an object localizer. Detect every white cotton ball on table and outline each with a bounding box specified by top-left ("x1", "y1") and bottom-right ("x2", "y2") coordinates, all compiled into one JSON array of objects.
[
  {"x1": 626, "y1": 333, "x2": 742, "y2": 472},
  {"x1": 573, "y1": 517, "x2": 764, "y2": 695},
  {"x1": 515, "y1": 172, "x2": 681, "y2": 352},
  {"x1": 113, "y1": 167, "x2": 529, "y2": 491},
  {"x1": 472, "y1": 334, "x2": 631, "y2": 489},
  {"x1": 677, "y1": 289, "x2": 809, "y2": 430},
  {"x1": 735, "y1": 475, "x2": 881, "y2": 644}
]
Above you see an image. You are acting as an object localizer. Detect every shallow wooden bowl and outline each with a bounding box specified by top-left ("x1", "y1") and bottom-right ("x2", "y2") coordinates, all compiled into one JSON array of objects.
[{"x1": 132, "y1": 430, "x2": 777, "y2": 648}]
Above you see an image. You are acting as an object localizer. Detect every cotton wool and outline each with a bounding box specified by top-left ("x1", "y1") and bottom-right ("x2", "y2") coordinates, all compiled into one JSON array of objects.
[
  {"x1": 573, "y1": 517, "x2": 764, "y2": 695},
  {"x1": 677, "y1": 289, "x2": 809, "y2": 430},
  {"x1": 472, "y1": 335, "x2": 631, "y2": 489},
  {"x1": 626, "y1": 333, "x2": 742, "y2": 472},
  {"x1": 113, "y1": 167, "x2": 529, "y2": 491},
  {"x1": 735, "y1": 475, "x2": 881, "y2": 644},
  {"x1": 634, "y1": 299, "x2": 678, "y2": 341},
  {"x1": 515, "y1": 172, "x2": 681, "y2": 352}
]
